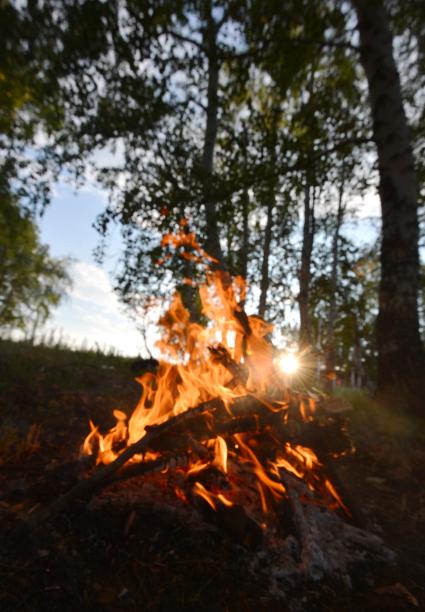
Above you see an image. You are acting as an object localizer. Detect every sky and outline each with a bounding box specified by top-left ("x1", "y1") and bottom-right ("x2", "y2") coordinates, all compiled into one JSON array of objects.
[
  {"x1": 38, "y1": 180, "x2": 147, "y2": 357},
  {"x1": 34, "y1": 172, "x2": 380, "y2": 358}
]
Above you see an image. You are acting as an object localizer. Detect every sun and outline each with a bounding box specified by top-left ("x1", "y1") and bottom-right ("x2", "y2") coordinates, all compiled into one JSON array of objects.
[{"x1": 276, "y1": 352, "x2": 300, "y2": 376}]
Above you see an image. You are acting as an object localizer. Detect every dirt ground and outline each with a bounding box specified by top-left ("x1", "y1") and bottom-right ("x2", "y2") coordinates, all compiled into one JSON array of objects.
[{"x1": 0, "y1": 340, "x2": 424, "y2": 611}]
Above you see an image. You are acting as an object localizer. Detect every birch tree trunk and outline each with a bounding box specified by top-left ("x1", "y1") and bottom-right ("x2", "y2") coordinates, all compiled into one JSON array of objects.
[
  {"x1": 353, "y1": 0, "x2": 425, "y2": 405},
  {"x1": 239, "y1": 188, "x2": 249, "y2": 280},
  {"x1": 325, "y1": 176, "x2": 345, "y2": 390},
  {"x1": 298, "y1": 181, "x2": 315, "y2": 347},
  {"x1": 258, "y1": 196, "x2": 274, "y2": 318},
  {"x1": 201, "y1": 4, "x2": 225, "y2": 268},
  {"x1": 353, "y1": 334, "x2": 364, "y2": 389},
  {"x1": 239, "y1": 126, "x2": 250, "y2": 289}
]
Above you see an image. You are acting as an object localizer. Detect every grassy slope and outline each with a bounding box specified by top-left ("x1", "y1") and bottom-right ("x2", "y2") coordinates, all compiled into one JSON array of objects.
[{"x1": 0, "y1": 338, "x2": 140, "y2": 464}]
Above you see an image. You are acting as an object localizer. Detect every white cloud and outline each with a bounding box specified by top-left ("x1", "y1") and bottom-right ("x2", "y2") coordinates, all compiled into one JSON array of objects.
[
  {"x1": 77, "y1": 180, "x2": 109, "y2": 202},
  {"x1": 68, "y1": 261, "x2": 118, "y2": 309},
  {"x1": 44, "y1": 260, "x2": 148, "y2": 356}
]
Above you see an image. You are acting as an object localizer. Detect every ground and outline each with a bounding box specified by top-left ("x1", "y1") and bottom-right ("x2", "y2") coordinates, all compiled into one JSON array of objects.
[{"x1": 0, "y1": 339, "x2": 424, "y2": 611}]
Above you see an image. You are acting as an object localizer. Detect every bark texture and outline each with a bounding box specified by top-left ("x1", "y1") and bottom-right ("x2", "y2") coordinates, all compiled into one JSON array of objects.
[
  {"x1": 325, "y1": 176, "x2": 345, "y2": 390},
  {"x1": 298, "y1": 181, "x2": 315, "y2": 347},
  {"x1": 353, "y1": 0, "x2": 425, "y2": 403},
  {"x1": 258, "y1": 196, "x2": 274, "y2": 317},
  {"x1": 201, "y1": 4, "x2": 225, "y2": 268}
]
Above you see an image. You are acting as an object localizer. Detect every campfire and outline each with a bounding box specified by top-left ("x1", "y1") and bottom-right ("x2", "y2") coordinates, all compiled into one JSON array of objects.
[
  {"x1": 82, "y1": 265, "x2": 347, "y2": 513},
  {"x1": 83, "y1": 237, "x2": 341, "y2": 490},
  {"x1": 24, "y1": 232, "x2": 395, "y2": 588}
]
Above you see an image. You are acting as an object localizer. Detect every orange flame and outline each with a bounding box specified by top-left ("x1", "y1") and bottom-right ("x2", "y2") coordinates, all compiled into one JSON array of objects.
[
  {"x1": 192, "y1": 481, "x2": 233, "y2": 511},
  {"x1": 84, "y1": 270, "x2": 281, "y2": 463},
  {"x1": 212, "y1": 436, "x2": 228, "y2": 474},
  {"x1": 234, "y1": 433, "x2": 286, "y2": 511},
  {"x1": 82, "y1": 229, "x2": 350, "y2": 523}
]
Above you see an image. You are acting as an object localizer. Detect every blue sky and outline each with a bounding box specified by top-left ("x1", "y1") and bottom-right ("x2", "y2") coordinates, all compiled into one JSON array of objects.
[
  {"x1": 38, "y1": 181, "x2": 146, "y2": 356},
  {"x1": 36, "y1": 175, "x2": 380, "y2": 357}
]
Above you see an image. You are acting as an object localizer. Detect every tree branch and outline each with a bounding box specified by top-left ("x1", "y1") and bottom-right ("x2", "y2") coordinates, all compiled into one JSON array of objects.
[{"x1": 162, "y1": 28, "x2": 207, "y2": 53}]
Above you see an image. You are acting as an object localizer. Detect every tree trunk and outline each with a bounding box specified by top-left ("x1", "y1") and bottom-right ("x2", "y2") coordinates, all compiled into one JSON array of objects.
[
  {"x1": 179, "y1": 231, "x2": 201, "y2": 321},
  {"x1": 353, "y1": 334, "x2": 364, "y2": 389},
  {"x1": 258, "y1": 196, "x2": 274, "y2": 318},
  {"x1": 240, "y1": 188, "x2": 249, "y2": 280},
  {"x1": 201, "y1": 5, "x2": 225, "y2": 268},
  {"x1": 29, "y1": 308, "x2": 42, "y2": 345},
  {"x1": 353, "y1": 0, "x2": 425, "y2": 407},
  {"x1": 298, "y1": 181, "x2": 315, "y2": 347},
  {"x1": 239, "y1": 124, "x2": 250, "y2": 286},
  {"x1": 325, "y1": 175, "x2": 345, "y2": 391}
]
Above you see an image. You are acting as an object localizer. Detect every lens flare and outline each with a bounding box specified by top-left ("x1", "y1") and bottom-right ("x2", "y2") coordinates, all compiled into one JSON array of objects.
[{"x1": 276, "y1": 352, "x2": 299, "y2": 375}]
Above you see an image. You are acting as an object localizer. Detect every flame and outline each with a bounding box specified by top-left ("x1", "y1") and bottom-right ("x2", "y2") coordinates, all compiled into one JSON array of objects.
[
  {"x1": 84, "y1": 270, "x2": 279, "y2": 463},
  {"x1": 212, "y1": 436, "x2": 227, "y2": 474},
  {"x1": 325, "y1": 479, "x2": 351, "y2": 516},
  {"x1": 186, "y1": 436, "x2": 227, "y2": 478},
  {"x1": 192, "y1": 481, "x2": 233, "y2": 511},
  {"x1": 234, "y1": 433, "x2": 286, "y2": 511},
  {"x1": 82, "y1": 230, "x2": 350, "y2": 523},
  {"x1": 274, "y1": 445, "x2": 350, "y2": 514}
]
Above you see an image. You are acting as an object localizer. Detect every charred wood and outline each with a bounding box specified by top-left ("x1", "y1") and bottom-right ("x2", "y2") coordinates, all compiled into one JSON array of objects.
[
  {"x1": 20, "y1": 395, "x2": 351, "y2": 533},
  {"x1": 278, "y1": 469, "x2": 395, "y2": 583}
]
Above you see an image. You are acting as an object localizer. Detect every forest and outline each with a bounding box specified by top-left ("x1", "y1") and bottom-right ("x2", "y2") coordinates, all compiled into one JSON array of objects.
[
  {"x1": 1, "y1": 1, "x2": 425, "y2": 611},
  {"x1": 2, "y1": 0, "x2": 425, "y2": 407}
]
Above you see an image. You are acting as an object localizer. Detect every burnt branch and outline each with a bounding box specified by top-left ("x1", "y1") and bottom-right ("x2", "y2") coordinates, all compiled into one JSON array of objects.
[{"x1": 20, "y1": 394, "x2": 351, "y2": 534}]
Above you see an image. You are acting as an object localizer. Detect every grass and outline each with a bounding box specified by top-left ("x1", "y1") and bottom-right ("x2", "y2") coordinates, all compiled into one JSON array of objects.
[
  {"x1": 336, "y1": 385, "x2": 425, "y2": 436},
  {"x1": 0, "y1": 337, "x2": 141, "y2": 465},
  {"x1": 0, "y1": 336, "x2": 136, "y2": 392}
]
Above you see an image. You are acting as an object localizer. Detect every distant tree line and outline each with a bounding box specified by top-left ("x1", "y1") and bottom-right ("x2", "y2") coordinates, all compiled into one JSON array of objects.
[{"x1": 1, "y1": 0, "x2": 424, "y2": 410}]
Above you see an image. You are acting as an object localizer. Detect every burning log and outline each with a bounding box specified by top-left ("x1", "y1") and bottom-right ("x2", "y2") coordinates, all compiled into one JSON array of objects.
[
  {"x1": 188, "y1": 481, "x2": 263, "y2": 548},
  {"x1": 208, "y1": 344, "x2": 249, "y2": 386},
  {"x1": 21, "y1": 398, "x2": 220, "y2": 532},
  {"x1": 21, "y1": 394, "x2": 350, "y2": 533},
  {"x1": 279, "y1": 469, "x2": 329, "y2": 581}
]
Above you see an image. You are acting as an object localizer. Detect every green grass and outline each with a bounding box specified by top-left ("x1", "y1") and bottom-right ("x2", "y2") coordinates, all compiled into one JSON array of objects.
[
  {"x1": 334, "y1": 385, "x2": 425, "y2": 446},
  {"x1": 0, "y1": 338, "x2": 141, "y2": 464},
  {"x1": 0, "y1": 336, "x2": 135, "y2": 392}
]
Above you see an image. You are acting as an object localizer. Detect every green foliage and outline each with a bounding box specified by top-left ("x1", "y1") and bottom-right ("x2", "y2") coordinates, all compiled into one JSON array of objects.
[
  {"x1": 0, "y1": 187, "x2": 71, "y2": 333},
  {"x1": 0, "y1": 1, "x2": 67, "y2": 210},
  {"x1": 1, "y1": 0, "x2": 424, "y2": 390}
]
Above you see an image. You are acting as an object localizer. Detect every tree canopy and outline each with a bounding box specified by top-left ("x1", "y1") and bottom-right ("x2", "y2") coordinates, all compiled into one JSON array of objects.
[
  {"x1": 1, "y1": 0, "x2": 424, "y2": 408},
  {"x1": 0, "y1": 189, "x2": 71, "y2": 335}
]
